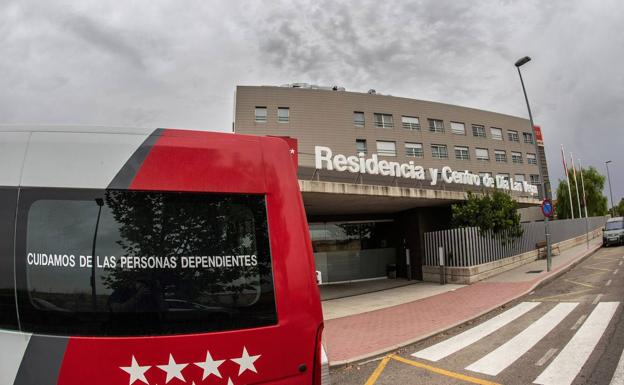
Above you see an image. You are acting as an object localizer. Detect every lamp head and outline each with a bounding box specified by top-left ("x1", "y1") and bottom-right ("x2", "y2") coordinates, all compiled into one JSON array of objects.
[{"x1": 515, "y1": 56, "x2": 531, "y2": 67}]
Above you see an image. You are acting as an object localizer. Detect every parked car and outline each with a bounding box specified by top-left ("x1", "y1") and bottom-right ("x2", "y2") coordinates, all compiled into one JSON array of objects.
[
  {"x1": 0, "y1": 126, "x2": 328, "y2": 385},
  {"x1": 603, "y1": 217, "x2": 624, "y2": 246}
]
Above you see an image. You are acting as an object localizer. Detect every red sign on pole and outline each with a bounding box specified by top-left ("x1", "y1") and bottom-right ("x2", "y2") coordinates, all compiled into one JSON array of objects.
[{"x1": 534, "y1": 125, "x2": 544, "y2": 146}]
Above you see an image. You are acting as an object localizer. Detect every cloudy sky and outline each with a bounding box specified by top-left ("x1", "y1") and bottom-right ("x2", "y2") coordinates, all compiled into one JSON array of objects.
[{"x1": 1, "y1": 0, "x2": 623, "y2": 202}]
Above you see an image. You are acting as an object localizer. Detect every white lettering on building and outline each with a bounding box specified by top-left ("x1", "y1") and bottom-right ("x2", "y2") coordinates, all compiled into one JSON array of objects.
[{"x1": 314, "y1": 145, "x2": 538, "y2": 195}]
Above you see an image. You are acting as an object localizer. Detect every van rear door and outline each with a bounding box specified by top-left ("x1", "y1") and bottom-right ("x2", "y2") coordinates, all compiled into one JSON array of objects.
[{"x1": 13, "y1": 129, "x2": 322, "y2": 385}]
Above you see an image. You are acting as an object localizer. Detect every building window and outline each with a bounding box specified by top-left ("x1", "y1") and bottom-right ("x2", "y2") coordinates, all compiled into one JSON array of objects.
[
  {"x1": 494, "y1": 150, "x2": 507, "y2": 163},
  {"x1": 428, "y1": 119, "x2": 444, "y2": 133},
  {"x1": 405, "y1": 142, "x2": 423, "y2": 158},
  {"x1": 475, "y1": 148, "x2": 489, "y2": 161},
  {"x1": 376, "y1": 140, "x2": 396, "y2": 156},
  {"x1": 455, "y1": 146, "x2": 470, "y2": 160},
  {"x1": 508, "y1": 130, "x2": 519, "y2": 142},
  {"x1": 523, "y1": 132, "x2": 534, "y2": 144},
  {"x1": 511, "y1": 151, "x2": 523, "y2": 164},
  {"x1": 514, "y1": 174, "x2": 526, "y2": 183},
  {"x1": 277, "y1": 107, "x2": 289, "y2": 123},
  {"x1": 374, "y1": 113, "x2": 394, "y2": 128},
  {"x1": 530, "y1": 174, "x2": 540, "y2": 185},
  {"x1": 472, "y1": 125, "x2": 486, "y2": 138},
  {"x1": 491, "y1": 127, "x2": 503, "y2": 140},
  {"x1": 431, "y1": 144, "x2": 448, "y2": 159},
  {"x1": 402, "y1": 116, "x2": 420, "y2": 130},
  {"x1": 356, "y1": 139, "x2": 367, "y2": 154},
  {"x1": 479, "y1": 172, "x2": 490, "y2": 179},
  {"x1": 527, "y1": 153, "x2": 537, "y2": 165},
  {"x1": 353, "y1": 111, "x2": 365, "y2": 127},
  {"x1": 451, "y1": 122, "x2": 466, "y2": 135},
  {"x1": 497, "y1": 173, "x2": 510, "y2": 181},
  {"x1": 255, "y1": 107, "x2": 267, "y2": 122}
]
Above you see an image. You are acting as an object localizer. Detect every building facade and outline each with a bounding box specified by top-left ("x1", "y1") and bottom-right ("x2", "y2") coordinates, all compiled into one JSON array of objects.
[{"x1": 234, "y1": 84, "x2": 550, "y2": 284}]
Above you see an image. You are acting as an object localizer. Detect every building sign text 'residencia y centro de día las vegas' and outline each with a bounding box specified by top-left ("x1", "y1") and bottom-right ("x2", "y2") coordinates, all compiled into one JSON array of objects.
[{"x1": 315, "y1": 145, "x2": 538, "y2": 195}]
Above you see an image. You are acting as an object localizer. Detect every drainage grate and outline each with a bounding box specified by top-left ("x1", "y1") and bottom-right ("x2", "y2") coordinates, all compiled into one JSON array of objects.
[{"x1": 526, "y1": 270, "x2": 544, "y2": 274}]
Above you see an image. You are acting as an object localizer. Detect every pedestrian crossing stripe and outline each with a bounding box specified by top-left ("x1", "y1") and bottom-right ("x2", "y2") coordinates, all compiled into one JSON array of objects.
[
  {"x1": 411, "y1": 301, "x2": 620, "y2": 385},
  {"x1": 466, "y1": 302, "x2": 578, "y2": 376},
  {"x1": 412, "y1": 302, "x2": 539, "y2": 361},
  {"x1": 534, "y1": 302, "x2": 619, "y2": 385}
]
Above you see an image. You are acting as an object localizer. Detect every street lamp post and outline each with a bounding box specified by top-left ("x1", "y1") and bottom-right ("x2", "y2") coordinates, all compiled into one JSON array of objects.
[
  {"x1": 606, "y1": 160, "x2": 615, "y2": 216},
  {"x1": 515, "y1": 56, "x2": 552, "y2": 272}
]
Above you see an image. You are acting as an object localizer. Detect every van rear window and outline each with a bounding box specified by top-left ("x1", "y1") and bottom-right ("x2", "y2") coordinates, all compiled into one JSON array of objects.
[{"x1": 17, "y1": 189, "x2": 277, "y2": 336}]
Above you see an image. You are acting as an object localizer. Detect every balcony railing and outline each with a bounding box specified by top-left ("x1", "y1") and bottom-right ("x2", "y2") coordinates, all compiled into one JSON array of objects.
[
  {"x1": 374, "y1": 121, "x2": 394, "y2": 128},
  {"x1": 402, "y1": 122, "x2": 421, "y2": 130}
]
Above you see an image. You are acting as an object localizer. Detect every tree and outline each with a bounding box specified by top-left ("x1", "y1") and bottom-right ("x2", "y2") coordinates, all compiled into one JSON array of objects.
[
  {"x1": 555, "y1": 166, "x2": 608, "y2": 219},
  {"x1": 451, "y1": 190, "x2": 523, "y2": 242},
  {"x1": 615, "y1": 198, "x2": 624, "y2": 217}
]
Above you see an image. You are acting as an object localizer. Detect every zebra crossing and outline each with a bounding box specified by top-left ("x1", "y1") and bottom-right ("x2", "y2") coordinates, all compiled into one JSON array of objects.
[{"x1": 411, "y1": 301, "x2": 621, "y2": 385}]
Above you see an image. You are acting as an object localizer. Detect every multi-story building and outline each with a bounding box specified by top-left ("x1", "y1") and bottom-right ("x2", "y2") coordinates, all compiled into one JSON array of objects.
[{"x1": 234, "y1": 84, "x2": 550, "y2": 284}]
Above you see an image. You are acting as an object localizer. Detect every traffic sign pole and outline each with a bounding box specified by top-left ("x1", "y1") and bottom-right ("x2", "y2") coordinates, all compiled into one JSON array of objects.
[
  {"x1": 541, "y1": 199, "x2": 554, "y2": 272},
  {"x1": 546, "y1": 219, "x2": 552, "y2": 272}
]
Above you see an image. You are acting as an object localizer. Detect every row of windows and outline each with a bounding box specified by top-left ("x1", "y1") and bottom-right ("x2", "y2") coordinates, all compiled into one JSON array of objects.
[
  {"x1": 355, "y1": 139, "x2": 537, "y2": 164},
  {"x1": 255, "y1": 106, "x2": 289, "y2": 123},
  {"x1": 252, "y1": 107, "x2": 536, "y2": 146},
  {"x1": 354, "y1": 112, "x2": 535, "y2": 144}
]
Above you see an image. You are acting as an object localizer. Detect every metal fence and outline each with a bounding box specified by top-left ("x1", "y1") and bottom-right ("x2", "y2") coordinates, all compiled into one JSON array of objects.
[{"x1": 423, "y1": 216, "x2": 607, "y2": 267}]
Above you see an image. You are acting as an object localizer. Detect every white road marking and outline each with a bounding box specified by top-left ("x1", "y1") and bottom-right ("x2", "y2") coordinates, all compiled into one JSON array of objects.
[
  {"x1": 609, "y1": 343, "x2": 624, "y2": 384},
  {"x1": 412, "y1": 302, "x2": 540, "y2": 362},
  {"x1": 607, "y1": 279, "x2": 613, "y2": 286},
  {"x1": 535, "y1": 348, "x2": 558, "y2": 367},
  {"x1": 614, "y1": 269, "x2": 619, "y2": 275},
  {"x1": 570, "y1": 314, "x2": 587, "y2": 330},
  {"x1": 619, "y1": 261, "x2": 623, "y2": 266},
  {"x1": 534, "y1": 302, "x2": 620, "y2": 385},
  {"x1": 592, "y1": 294, "x2": 603, "y2": 305},
  {"x1": 466, "y1": 303, "x2": 578, "y2": 376}
]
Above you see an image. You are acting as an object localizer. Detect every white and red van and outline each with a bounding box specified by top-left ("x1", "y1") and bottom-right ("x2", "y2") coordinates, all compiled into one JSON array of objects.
[{"x1": 0, "y1": 126, "x2": 328, "y2": 385}]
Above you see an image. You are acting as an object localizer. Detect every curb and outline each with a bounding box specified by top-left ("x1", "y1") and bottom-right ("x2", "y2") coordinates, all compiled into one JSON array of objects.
[{"x1": 328, "y1": 242, "x2": 602, "y2": 368}]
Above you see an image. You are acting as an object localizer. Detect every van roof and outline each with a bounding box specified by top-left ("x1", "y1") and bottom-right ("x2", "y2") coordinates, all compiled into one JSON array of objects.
[{"x1": 0, "y1": 126, "x2": 290, "y2": 192}]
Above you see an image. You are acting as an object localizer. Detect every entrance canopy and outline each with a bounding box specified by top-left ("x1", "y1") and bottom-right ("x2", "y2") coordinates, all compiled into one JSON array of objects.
[{"x1": 300, "y1": 180, "x2": 540, "y2": 216}]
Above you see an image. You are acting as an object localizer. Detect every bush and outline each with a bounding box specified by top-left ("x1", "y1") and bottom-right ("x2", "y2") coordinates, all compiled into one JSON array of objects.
[{"x1": 452, "y1": 191, "x2": 523, "y2": 243}]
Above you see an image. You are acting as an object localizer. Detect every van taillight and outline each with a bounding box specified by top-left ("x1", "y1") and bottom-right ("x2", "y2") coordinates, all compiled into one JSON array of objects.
[{"x1": 313, "y1": 323, "x2": 331, "y2": 385}]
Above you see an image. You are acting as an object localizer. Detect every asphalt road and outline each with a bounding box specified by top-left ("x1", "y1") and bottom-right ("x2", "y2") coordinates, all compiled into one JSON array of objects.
[{"x1": 331, "y1": 244, "x2": 624, "y2": 385}]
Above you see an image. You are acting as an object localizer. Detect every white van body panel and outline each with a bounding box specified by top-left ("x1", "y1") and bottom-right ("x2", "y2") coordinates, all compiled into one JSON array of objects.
[{"x1": 20, "y1": 131, "x2": 148, "y2": 189}]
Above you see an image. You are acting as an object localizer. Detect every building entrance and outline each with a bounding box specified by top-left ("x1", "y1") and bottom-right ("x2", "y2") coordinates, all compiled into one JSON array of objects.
[{"x1": 309, "y1": 220, "x2": 397, "y2": 284}]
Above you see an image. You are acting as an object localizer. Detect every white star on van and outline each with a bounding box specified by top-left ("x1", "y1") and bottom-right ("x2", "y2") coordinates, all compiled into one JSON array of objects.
[
  {"x1": 156, "y1": 354, "x2": 187, "y2": 383},
  {"x1": 120, "y1": 356, "x2": 150, "y2": 385},
  {"x1": 231, "y1": 346, "x2": 261, "y2": 375},
  {"x1": 194, "y1": 350, "x2": 225, "y2": 379}
]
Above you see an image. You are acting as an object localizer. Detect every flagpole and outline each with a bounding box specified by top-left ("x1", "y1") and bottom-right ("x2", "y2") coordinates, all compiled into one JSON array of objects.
[
  {"x1": 561, "y1": 145, "x2": 575, "y2": 218},
  {"x1": 570, "y1": 153, "x2": 582, "y2": 220},
  {"x1": 579, "y1": 159, "x2": 589, "y2": 249}
]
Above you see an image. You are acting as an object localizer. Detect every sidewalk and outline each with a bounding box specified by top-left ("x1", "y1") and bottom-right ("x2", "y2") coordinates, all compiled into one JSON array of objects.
[{"x1": 323, "y1": 237, "x2": 603, "y2": 366}]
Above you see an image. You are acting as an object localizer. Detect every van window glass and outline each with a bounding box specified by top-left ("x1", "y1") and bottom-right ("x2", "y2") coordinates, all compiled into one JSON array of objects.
[
  {"x1": 17, "y1": 189, "x2": 276, "y2": 336},
  {"x1": 605, "y1": 220, "x2": 624, "y2": 231},
  {"x1": 0, "y1": 188, "x2": 18, "y2": 330}
]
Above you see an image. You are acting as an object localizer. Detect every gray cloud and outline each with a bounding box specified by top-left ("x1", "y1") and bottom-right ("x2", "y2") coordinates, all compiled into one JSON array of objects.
[{"x1": 1, "y1": 0, "x2": 623, "y2": 202}]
